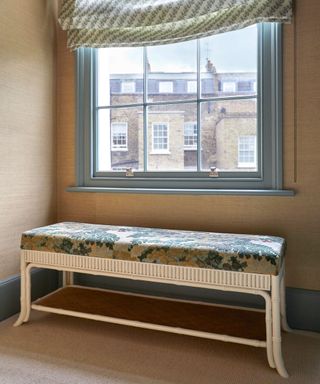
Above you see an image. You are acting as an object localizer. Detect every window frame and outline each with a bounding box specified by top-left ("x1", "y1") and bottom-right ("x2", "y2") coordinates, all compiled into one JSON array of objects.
[
  {"x1": 111, "y1": 122, "x2": 128, "y2": 151},
  {"x1": 184, "y1": 122, "x2": 198, "y2": 150},
  {"x1": 222, "y1": 81, "x2": 237, "y2": 93},
  {"x1": 121, "y1": 81, "x2": 135, "y2": 94},
  {"x1": 238, "y1": 135, "x2": 257, "y2": 168},
  {"x1": 158, "y1": 81, "x2": 173, "y2": 93},
  {"x1": 75, "y1": 23, "x2": 288, "y2": 193},
  {"x1": 187, "y1": 81, "x2": 197, "y2": 94},
  {"x1": 151, "y1": 123, "x2": 170, "y2": 154}
]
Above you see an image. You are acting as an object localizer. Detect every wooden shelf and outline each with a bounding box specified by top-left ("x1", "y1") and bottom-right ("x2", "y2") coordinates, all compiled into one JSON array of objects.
[{"x1": 33, "y1": 286, "x2": 266, "y2": 342}]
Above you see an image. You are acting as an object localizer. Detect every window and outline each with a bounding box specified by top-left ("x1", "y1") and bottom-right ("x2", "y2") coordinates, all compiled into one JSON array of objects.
[
  {"x1": 159, "y1": 81, "x2": 173, "y2": 93},
  {"x1": 111, "y1": 123, "x2": 128, "y2": 151},
  {"x1": 238, "y1": 136, "x2": 256, "y2": 168},
  {"x1": 238, "y1": 81, "x2": 252, "y2": 92},
  {"x1": 121, "y1": 81, "x2": 135, "y2": 93},
  {"x1": 222, "y1": 81, "x2": 236, "y2": 93},
  {"x1": 184, "y1": 122, "x2": 197, "y2": 149},
  {"x1": 76, "y1": 23, "x2": 285, "y2": 193},
  {"x1": 187, "y1": 81, "x2": 197, "y2": 93},
  {"x1": 152, "y1": 123, "x2": 169, "y2": 153},
  {"x1": 253, "y1": 81, "x2": 257, "y2": 93}
]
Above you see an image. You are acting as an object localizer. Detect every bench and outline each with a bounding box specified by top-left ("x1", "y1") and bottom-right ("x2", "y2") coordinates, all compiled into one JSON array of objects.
[{"x1": 15, "y1": 222, "x2": 290, "y2": 377}]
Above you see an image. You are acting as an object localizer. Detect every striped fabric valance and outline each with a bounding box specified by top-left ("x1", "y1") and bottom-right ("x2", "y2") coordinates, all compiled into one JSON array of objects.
[{"x1": 58, "y1": 0, "x2": 293, "y2": 50}]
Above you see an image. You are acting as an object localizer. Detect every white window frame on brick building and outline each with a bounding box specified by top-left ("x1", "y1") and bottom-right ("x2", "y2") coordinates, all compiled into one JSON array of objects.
[
  {"x1": 187, "y1": 81, "x2": 197, "y2": 93},
  {"x1": 151, "y1": 123, "x2": 169, "y2": 154},
  {"x1": 111, "y1": 122, "x2": 128, "y2": 151},
  {"x1": 222, "y1": 81, "x2": 236, "y2": 93},
  {"x1": 121, "y1": 81, "x2": 135, "y2": 93},
  {"x1": 253, "y1": 81, "x2": 257, "y2": 93},
  {"x1": 159, "y1": 81, "x2": 173, "y2": 93},
  {"x1": 238, "y1": 135, "x2": 256, "y2": 168},
  {"x1": 184, "y1": 122, "x2": 197, "y2": 150}
]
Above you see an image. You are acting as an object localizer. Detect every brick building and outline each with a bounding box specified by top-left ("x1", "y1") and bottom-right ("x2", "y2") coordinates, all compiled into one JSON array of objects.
[{"x1": 107, "y1": 61, "x2": 257, "y2": 172}]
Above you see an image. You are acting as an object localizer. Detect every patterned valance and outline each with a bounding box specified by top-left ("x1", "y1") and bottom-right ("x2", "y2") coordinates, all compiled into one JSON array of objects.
[{"x1": 58, "y1": 0, "x2": 293, "y2": 49}]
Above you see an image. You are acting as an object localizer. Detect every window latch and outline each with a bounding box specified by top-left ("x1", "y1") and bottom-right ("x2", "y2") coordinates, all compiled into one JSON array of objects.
[
  {"x1": 125, "y1": 167, "x2": 134, "y2": 177},
  {"x1": 209, "y1": 167, "x2": 219, "y2": 178}
]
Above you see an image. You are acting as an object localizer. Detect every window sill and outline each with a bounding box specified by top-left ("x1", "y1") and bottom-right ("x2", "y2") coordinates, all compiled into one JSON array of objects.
[
  {"x1": 67, "y1": 186, "x2": 295, "y2": 196},
  {"x1": 111, "y1": 148, "x2": 128, "y2": 152},
  {"x1": 150, "y1": 151, "x2": 171, "y2": 155}
]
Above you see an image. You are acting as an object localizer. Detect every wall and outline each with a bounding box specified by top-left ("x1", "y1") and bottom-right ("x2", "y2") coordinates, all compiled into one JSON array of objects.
[
  {"x1": 0, "y1": 0, "x2": 57, "y2": 279},
  {"x1": 56, "y1": 0, "x2": 320, "y2": 291}
]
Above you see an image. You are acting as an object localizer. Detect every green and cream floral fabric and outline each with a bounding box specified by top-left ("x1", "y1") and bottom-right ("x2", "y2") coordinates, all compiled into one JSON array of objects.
[
  {"x1": 21, "y1": 222, "x2": 285, "y2": 275},
  {"x1": 58, "y1": 0, "x2": 293, "y2": 49}
]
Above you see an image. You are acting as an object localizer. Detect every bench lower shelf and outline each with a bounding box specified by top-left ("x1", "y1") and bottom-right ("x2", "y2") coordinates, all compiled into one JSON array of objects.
[{"x1": 32, "y1": 285, "x2": 266, "y2": 347}]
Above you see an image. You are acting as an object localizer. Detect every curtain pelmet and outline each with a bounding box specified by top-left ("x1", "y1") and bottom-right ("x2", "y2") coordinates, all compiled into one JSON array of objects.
[{"x1": 58, "y1": 0, "x2": 293, "y2": 49}]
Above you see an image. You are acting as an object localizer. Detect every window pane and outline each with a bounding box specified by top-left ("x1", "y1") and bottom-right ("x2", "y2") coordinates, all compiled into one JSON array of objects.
[
  {"x1": 184, "y1": 122, "x2": 197, "y2": 150},
  {"x1": 97, "y1": 107, "x2": 143, "y2": 172},
  {"x1": 238, "y1": 136, "x2": 256, "y2": 168},
  {"x1": 97, "y1": 47, "x2": 143, "y2": 106},
  {"x1": 147, "y1": 40, "x2": 197, "y2": 101},
  {"x1": 148, "y1": 103, "x2": 197, "y2": 171},
  {"x1": 201, "y1": 99, "x2": 257, "y2": 172},
  {"x1": 200, "y1": 25, "x2": 257, "y2": 97},
  {"x1": 111, "y1": 123, "x2": 128, "y2": 150}
]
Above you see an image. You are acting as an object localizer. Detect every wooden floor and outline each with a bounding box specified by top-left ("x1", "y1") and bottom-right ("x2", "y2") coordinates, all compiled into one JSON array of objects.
[{"x1": 34, "y1": 286, "x2": 266, "y2": 341}]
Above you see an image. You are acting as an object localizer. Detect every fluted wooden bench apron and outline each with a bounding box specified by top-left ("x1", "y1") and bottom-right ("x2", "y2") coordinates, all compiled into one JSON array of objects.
[{"x1": 15, "y1": 222, "x2": 290, "y2": 377}]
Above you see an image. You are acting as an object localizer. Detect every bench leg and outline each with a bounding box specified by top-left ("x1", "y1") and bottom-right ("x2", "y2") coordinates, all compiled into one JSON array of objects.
[
  {"x1": 23, "y1": 264, "x2": 33, "y2": 323},
  {"x1": 264, "y1": 292, "x2": 275, "y2": 369},
  {"x1": 272, "y1": 275, "x2": 289, "y2": 378},
  {"x1": 280, "y1": 265, "x2": 291, "y2": 332},
  {"x1": 14, "y1": 258, "x2": 28, "y2": 327},
  {"x1": 63, "y1": 271, "x2": 74, "y2": 286}
]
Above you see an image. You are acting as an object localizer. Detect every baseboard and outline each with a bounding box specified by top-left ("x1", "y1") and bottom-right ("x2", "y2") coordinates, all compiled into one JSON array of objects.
[
  {"x1": 74, "y1": 273, "x2": 320, "y2": 333},
  {"x1": 0, "y1": 269, "x2": 60, "y2": 322},
  {"x1": 286, "y1": 288, "x2": 320, "y2": 332}
]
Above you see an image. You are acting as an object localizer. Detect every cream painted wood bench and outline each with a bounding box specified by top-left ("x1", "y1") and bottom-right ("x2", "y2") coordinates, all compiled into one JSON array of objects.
[{"x1": 15, "y1": 222, "x2": 290, "y2": 377}]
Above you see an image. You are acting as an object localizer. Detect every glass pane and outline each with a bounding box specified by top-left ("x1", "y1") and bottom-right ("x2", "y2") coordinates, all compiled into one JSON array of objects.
[
  {"x1": 200, "y1": 25, "x2": 257, "y2": 97},
  {"x1": 148, "y1": 103, "x2": 197, "y2": 171},
  {"x1": 97, "y1": 107, "x2": 143, "y2": 172},
  {"x1": 201, "y1": 99, "x2": 257, "y2": 172},
  {"x1": 147, "y1": 40, "x2": 197, "y2": 102},
  {"x1": 97, "y1": 47, "x2": 143, "y2": 106}
]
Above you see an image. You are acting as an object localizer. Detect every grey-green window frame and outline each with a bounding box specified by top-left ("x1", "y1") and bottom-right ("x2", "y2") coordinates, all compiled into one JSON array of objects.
[{"x1": 72, "y1": 23, "x2": 293, "y2": 195}]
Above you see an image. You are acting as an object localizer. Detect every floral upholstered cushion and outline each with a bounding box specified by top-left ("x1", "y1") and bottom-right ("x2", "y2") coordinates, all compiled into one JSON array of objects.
[{"x1": 21, "y1": 222, "x2": 286, "y2": 275}]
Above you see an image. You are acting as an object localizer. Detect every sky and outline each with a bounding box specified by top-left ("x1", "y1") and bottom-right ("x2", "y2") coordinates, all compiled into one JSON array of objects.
[{"x1": 98, "y1": 25, "x2": 257, "y2": 75}]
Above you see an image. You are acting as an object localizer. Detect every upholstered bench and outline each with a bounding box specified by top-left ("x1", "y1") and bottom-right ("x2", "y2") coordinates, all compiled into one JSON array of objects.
[{"x1": 15, "y1": 222, "x2": 290, "y2": 377}]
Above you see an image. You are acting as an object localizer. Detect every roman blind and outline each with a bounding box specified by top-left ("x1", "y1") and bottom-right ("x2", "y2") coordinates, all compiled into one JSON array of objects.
[{"x1": 59, "y1": 0, "x2": 292, "y2": 49}]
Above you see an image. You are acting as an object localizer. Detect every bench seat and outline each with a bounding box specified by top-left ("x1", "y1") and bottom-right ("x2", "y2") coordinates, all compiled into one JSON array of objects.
[
  {"x1": 21, "y1": 222, "x2": 285, "y2": 276},
  {"x1": 16, "y1": 221, "x2": 290, "y2": 377}
]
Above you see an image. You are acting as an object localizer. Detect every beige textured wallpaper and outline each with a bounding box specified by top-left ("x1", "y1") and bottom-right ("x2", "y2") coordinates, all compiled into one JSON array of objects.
[
  {"x1": 56, "y1": 0, "x2": 320, "y2": 290},
  {"x1": 0, "y1": 0, "x2": 57, "y2": 279}
]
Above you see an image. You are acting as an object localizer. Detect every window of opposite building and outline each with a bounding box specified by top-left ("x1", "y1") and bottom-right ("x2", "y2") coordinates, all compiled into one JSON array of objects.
[
  {"x1": 187, "y1": 81, "x2": 197, "y2": 93},
  {"x1": 184, "y1": 122, "x2": 197, "y2": 150},
  {"x1": 75, "y1": 23, "x2": 286, "y2": 193},
  {"x1": 222, "y1": 81, "x2": 236, "y2": 93},
  {"x1": 253, "y1": 81, "x2": 257, "y2": 93},
  {"x1": 152, "y1": 123, "x2": 169, "y2": 153},
  {"x1": 121, "y1": 81, "x2": 135, "y2": 93},
  {"x1": 111, "y1": 123, "x2": 128, "y2": 151},
  {"x1": 238, "y1": 136, "x2": 256, "y2": 168},
  {"x1": 159, "y1": 81, "x2": 173, "y2": 93}
]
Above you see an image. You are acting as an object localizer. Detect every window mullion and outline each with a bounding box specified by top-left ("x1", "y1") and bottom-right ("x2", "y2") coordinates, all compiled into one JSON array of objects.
[
  {"x1": 143, "y1": 47, "x2": 148, "y2": 172},
  {"x1": 196, "y1": 39, "x2": 201, "y2": 172},
  {"x1": 96, "y1": 95, "x2": 257, "y2": 110}
]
